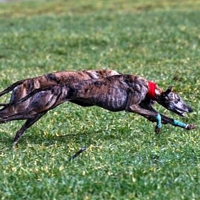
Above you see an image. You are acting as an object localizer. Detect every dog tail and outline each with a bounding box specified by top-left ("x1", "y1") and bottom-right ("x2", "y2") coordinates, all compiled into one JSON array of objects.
[
  {"x1": 0, "y1": 106, "x2": 30, "y2": 124},
  {"x1": 0, "y1": 88, "x2": 44, "y2": 122},
  {"x1": 0, "y1": 105, "x2": 17, "y2": 123},
  {"x1": 0, "y1": 79, "x2": 25, "y2": 97},
  {"x1": 0, "y1": 79, "x2": 27, "y2": 107},
  {"x1": 0, "y1": 86, "x2": 50, "y2": 109}
]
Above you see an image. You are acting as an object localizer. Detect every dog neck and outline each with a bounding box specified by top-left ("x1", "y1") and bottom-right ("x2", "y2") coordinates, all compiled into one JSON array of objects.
[{"x1": 147, "y1": 81, "x2": 163, "y2": 100}]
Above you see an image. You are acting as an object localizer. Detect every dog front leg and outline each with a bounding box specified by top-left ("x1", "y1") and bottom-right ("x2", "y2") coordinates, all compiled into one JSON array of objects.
[
  {"x1": 171, "y1": 120, "x2": 196, "y2": 130},
  {"x1": 126, "y1": 104, "x2": 162, "y2": 133},
  {"x1": 140, "y1": 101, "x2": 195, "y2": 130},
  {"x1": 141, "y1": 103, "x2": 196, "y2": 130},
  {"x1": 139, "y1": 100, "x2": 174, "y2": 125}
]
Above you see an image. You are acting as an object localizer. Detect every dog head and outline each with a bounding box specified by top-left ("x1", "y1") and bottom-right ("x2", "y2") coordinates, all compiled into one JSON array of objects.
[{"x1": 157, "y1": 86, "x2": 193, "y2": 116}]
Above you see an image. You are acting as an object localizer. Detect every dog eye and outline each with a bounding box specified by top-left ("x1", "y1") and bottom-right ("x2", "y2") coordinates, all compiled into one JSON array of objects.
[
  {"x1": 176, "y1": 97, "x2": 180, "y2": 102},
  {"x1": 175, "y1": 98, "x2": 180, "y2": 104}
]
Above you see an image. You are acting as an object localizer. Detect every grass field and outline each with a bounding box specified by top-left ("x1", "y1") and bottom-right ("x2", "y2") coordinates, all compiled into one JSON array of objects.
[{"x1": 0, "y1": 0, "x2": 200, "y2": 199}]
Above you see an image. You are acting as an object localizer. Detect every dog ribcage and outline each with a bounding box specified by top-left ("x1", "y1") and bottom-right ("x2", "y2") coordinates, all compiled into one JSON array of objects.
[{"x1": 67, "y1": 82, "x2": 128, "y2": 112}]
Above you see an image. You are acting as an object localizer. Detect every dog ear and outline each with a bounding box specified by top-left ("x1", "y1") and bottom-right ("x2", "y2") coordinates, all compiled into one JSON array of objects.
[{"x1": 164, "y1": 86, "x2": 173, "y2": 95}]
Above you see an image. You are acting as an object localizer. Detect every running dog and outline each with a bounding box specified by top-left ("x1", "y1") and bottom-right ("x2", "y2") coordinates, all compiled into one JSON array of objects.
[{"x1": 0, "y1": 74, "x2": 195, "y2": 146}]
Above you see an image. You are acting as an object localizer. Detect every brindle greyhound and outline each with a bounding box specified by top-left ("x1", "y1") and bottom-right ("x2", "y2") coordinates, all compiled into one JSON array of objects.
[
  {"x1": 0, "y1": 74, "x2": 195, "y2": 146},
  {"x1": 0, "y1": 69, "x2": 119, "y2": 109}
]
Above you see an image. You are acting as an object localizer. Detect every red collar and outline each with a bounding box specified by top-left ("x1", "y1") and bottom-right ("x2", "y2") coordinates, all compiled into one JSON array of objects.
[{"x1": 147, "y1": 81, "x2": 157, "y2": 99}]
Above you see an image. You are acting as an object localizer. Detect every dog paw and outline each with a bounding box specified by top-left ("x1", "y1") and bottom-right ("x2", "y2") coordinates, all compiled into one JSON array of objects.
[
  {"x1": 155, "y1": 126, "x2": 161, "y2": 134},
  {"x1": 185, "y1": 124, "x2": 196, "y2": 130}
]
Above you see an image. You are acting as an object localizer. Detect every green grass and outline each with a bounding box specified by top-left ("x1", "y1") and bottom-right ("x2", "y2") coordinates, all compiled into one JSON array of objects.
[{"x1": 0, "y1": 0, "x2": 200, "y2": 199}]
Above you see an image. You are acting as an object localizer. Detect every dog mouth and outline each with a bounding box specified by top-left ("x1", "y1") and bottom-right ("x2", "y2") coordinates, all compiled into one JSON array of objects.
[
  {"x1": 171, "y1": 106, "x2": 193, "y2": 117},
  {"x1": 175, "y1": 109, "x2": 187, "y2": 117}
]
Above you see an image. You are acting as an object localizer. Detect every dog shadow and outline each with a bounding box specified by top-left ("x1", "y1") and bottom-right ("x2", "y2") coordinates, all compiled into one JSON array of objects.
[{"x1": 11, "y1": 130, "x2": 98, "y2": 148}]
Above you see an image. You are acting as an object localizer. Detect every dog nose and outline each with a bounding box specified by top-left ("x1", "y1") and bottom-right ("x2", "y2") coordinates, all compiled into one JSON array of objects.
[{"x1": 188, "y1": 106, "x2": 193, "y2": 113}]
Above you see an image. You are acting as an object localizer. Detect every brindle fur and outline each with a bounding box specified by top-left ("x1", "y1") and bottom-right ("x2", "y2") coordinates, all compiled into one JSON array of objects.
[
  {"x1": 0, "y1": 74, "x2": 195, "y2": 146},
  {"x1": 0, "y1": 69, "x2": 119, "y2": 110}
]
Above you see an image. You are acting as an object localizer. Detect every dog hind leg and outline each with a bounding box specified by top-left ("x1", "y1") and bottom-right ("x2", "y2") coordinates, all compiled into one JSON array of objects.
[{"x1": 12, "y1": 112, "x2": 47, "y2": 147}]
